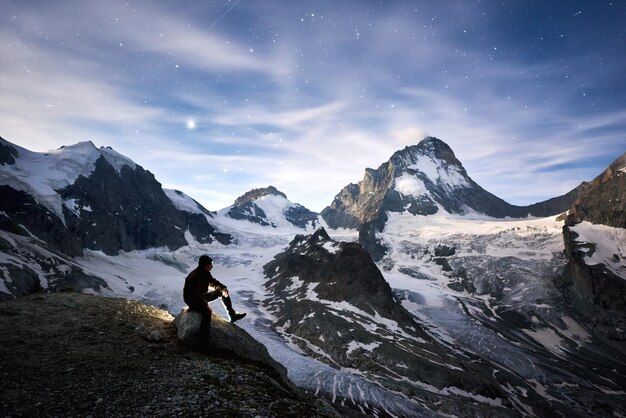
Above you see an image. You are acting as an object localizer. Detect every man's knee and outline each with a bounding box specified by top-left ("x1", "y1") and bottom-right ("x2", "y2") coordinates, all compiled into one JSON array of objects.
[{"x1": 204, "y1": 290, "x2": 222, "y2": 302}]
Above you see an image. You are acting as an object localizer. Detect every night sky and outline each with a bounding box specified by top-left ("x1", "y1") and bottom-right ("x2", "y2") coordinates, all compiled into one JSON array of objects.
[{"x1": 1, "y1": 0, "x2": 625, "y2": 211}]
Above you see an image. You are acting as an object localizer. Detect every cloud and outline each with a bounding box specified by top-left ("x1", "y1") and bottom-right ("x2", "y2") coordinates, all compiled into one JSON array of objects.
[{"x1": 1, "y1": 0, "x2": 623, "y2": 212}]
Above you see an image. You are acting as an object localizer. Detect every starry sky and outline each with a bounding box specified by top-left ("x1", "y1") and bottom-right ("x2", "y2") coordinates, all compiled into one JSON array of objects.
[{"x1": 1, "y1": 0, "x2": 625, "y2": 212}]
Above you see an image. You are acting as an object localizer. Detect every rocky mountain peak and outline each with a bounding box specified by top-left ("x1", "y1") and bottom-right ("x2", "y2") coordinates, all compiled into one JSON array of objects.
[
  {"x1": 390, "y1": 136, "x2": 460, "y2": 171},
  {"x1": 233, "y1": 186, "x2": 287, "y2": 207},
  {"x1": 226, "y1": 186, "x2": 318, "y2": 229},
  {"x1": 321, "y1": 136, "x2": 490, "y2": 232},
  {"x1": 310, "y1": 226, "x2": 331, "y2": 242}
]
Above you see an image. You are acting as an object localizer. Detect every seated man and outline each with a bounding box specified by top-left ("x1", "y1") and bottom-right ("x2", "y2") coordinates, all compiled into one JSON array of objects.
[{"x1": 183, "y1": 255, "x2": 246, "y2": 338}]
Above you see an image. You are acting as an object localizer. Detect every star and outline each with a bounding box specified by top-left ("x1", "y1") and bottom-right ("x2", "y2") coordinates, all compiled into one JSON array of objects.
[{"x1": 186, "y1": 119, "x2": 196, "y2": 129}]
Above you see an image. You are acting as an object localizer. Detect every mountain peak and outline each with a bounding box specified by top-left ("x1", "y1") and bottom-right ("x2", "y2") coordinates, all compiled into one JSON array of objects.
[
  {"x1": 390, "y1": 136, "x2": 460, "y2": 172},
  {"x1": 233, "y1": 186, "x2": 287, "y2": 207},
  {"x1": 609, "y1": 152, "x2": 626, "y2": 173}
]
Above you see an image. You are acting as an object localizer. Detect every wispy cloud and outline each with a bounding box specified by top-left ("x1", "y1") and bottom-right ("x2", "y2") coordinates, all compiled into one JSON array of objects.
[{"x1": 1, "y1": 1, "x2": 623, "y2": 211}]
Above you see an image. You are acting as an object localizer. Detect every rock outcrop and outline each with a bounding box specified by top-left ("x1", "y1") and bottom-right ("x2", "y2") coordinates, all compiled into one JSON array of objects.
[{"x1": 173, "y1": 308, "x2": 290, "y2": 386}]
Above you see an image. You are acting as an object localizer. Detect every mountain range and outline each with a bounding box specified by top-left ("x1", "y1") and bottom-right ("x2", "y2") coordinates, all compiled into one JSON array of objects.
[{"x1": 1, "y1": 135, "x2": 624, "y2": 417}]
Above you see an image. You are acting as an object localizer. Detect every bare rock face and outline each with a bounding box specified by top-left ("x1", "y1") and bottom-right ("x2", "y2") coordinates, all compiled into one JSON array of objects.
[
  {"x1": 173, "y1": 308, "x2": 290, "y2": 386},
  {"x1": 561, "y1": 153, "x2": 626, "y2": 314},
  {"x1": 565, "y1": 153, "x2": 626, "y2": 228}
]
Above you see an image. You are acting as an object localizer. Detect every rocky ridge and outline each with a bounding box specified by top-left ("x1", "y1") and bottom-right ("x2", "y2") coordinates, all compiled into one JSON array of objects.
[{"x1": 0, "y1": 292, "x2": 338, "y2": 417}]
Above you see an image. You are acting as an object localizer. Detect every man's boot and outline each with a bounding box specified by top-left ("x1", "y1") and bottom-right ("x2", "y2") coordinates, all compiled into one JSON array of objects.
[
  {"x1": 229, "y1": 312, "x2": 247, "y2": 323},
  {"x1": 222, "y1": 294, "x2": 246, "y2": 323}
]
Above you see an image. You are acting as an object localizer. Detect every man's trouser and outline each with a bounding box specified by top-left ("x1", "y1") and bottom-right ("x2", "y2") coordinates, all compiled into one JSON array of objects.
[{"x1": 203, "y1": 289, "x2": 237, "y2": 320}]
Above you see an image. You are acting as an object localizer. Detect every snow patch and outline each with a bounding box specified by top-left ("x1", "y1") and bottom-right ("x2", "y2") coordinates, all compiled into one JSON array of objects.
[
  {"x1": 394, "y1": 173, "x2": 427, "y2": 197},
  {"x1": 163, "y1": 189, "x2": 204, "y2": 215},
  {"x1": 346, "y1": 341, "x2": 381, "y2": 356},
  {"x1": 570, "y1": 222, "x2": 626, "y2": 279}
]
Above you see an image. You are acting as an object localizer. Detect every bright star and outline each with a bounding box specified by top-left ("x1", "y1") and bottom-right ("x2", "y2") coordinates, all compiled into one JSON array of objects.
[{"x1": 186, "y1": 119, "x2": 196, "y2": 129}]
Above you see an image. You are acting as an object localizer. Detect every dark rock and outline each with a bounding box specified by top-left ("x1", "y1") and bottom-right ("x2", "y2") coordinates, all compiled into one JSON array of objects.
[
  {"x1": 285, "y1": 204, "x2": 319, "y2": 228},
  {"x1": 0, "y1": 185, "x2": 84, "y2": 256},
  {"x1": 0, "y1": 263, "x2": 41, "y2": 299},
  {"x1": 233, "y1": 186, "x2": 287, "y2": 206},
  {"x1": 227, "y1": 201, "x2": 272, "y2": 226},
  {"x1": 173, "y1": 308, "x2": 290, "y2": 386},
  {"x1": 0, "y1": 137, "x2": 18, "y2": 165},
  {"x1": 562, "y1": 228, "x2": 626, "y2": 313}
]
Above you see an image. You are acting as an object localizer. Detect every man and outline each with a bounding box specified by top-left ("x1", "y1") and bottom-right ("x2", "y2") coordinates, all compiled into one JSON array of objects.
[{"x1": 183, "y1": 255, "x2": 246, "y2": 338}]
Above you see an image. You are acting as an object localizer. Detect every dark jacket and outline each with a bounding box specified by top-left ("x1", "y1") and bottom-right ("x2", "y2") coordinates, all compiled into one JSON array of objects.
[{"x1": 183, "y1": 267, "x2": 226, "y2": 308}]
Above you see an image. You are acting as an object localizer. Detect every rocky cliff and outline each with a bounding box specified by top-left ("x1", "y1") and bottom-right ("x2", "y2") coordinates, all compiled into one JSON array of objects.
[{"x1": 560, "y1": 153, "x2": 626, "y2": 314}]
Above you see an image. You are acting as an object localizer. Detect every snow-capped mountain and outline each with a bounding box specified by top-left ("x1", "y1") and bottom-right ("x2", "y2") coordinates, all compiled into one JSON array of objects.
[
  {"x1": 0, "y1": 137, "x2": 231, "y2": 297},
  {"x1": 1, "y1": 135, "x2": 624, "y2": 417},
  {"x1": 0, "y1": 136, "x2": 230, "y2": 257},
  {"x1": 223, "y1": 185, "x2": 319, "y2": 229},
  {"x1": 321, "y1": 137, "x2": 584, "y2": 260}
]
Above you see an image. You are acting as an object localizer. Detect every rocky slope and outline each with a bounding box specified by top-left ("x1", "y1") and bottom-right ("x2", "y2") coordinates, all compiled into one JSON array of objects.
[
  {"x1": 0, "y1": 293, "x2": 338, "y2": 417},
  {"x1": 561, "y1": 152, "x2": 626, "y2": 314}
]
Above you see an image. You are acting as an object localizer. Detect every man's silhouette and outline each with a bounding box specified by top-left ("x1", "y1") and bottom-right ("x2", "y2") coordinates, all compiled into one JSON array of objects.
[{"x1": 183, "y1": 255, "x2": 246, "y2": 338}]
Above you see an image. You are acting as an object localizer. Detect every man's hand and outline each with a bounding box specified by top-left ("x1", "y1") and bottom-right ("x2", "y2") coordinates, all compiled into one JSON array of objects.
[{"x1": 222, "y1": 288, "x2": 229, "y2": 297}]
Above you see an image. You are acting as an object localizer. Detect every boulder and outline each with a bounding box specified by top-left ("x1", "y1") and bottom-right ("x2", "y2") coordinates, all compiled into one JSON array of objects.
[{"x1": 173, "y1": 308, "x2": 290, "y2": 386}]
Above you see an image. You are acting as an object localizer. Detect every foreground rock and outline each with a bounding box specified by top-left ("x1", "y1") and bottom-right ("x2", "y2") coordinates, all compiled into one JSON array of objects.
[
  {"x1": 174, "y1": 308, "x2": 290, "y2": 386},
  {"x1": 0, "y1": 293, "x2": 338, "y2": 417}
]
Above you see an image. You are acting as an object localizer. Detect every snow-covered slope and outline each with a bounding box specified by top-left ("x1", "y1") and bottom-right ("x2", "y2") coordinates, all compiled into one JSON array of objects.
[
  {"x1": 570, "y1": 222, "x2": 626, "y2": 279},
  {"x1": 0, "y1": 137, "x2": 229, "y2": 257},
  {"x1": 221, "y1": 186, "x2": 319, "y2": 230},
  {"x1": 0, "y1": 139, "x2": 141, "y2": 223}
]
